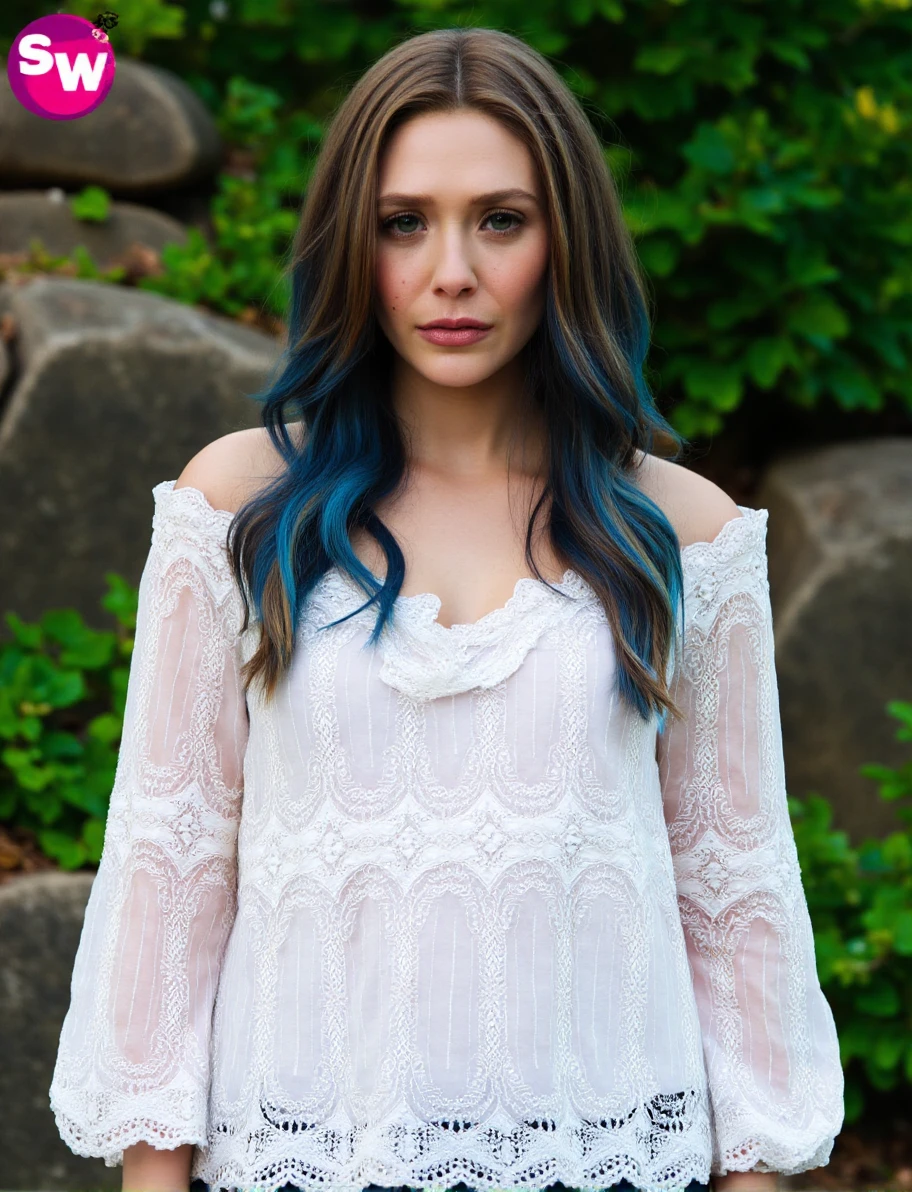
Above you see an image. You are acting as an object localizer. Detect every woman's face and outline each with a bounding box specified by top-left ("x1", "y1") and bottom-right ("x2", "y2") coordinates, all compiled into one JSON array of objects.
[{"x1": 373, "y1": 108, "x2": 550, "y2": 390}]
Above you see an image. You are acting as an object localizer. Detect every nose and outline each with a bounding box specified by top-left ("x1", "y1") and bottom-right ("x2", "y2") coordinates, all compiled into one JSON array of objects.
[{"x1": 430, "y1": 223, "x2": 478, "y2": 295}]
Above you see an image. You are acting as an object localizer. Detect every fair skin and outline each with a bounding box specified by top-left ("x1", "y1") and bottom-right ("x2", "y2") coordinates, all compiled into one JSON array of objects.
[{"x1": 124, "y1": 109, "x2": 771, "y2": 1192}]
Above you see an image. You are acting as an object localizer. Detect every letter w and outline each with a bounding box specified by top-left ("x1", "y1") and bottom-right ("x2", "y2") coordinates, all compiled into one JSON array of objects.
[{"x1": 54, "y1": 52, "x2": 108, "y2": 92}]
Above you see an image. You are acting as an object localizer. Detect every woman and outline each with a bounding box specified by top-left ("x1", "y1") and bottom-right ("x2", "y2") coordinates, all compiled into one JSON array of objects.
[{"x1": 49, "y1": 26, "x2": 843, "y2": 1192}]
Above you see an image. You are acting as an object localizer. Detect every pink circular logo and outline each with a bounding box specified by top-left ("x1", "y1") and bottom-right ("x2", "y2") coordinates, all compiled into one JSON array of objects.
[{"x1": 8, "y1": 14, "x2": 117, "y2": 121}]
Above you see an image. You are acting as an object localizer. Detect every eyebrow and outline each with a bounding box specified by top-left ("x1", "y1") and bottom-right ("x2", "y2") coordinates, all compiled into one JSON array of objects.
[{"x1": 377, "y1": 188, "x2": 540, "y2": 208}]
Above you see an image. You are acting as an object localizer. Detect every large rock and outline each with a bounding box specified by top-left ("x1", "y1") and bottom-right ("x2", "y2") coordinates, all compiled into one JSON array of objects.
[
  {"x1": 0, "y1": 189, "x2": 189, "y2": 267},
  {"x1": 0, "y1": 277, "x2": 282, "y2": 635},
  {"x1": 0, "y1": 57, "x2": 222, "y2": 194},
  {"x1": 0, "y1": 871, "x2": 118, "y2": 1190},
  {"x1": 758, "y1": 438, "x2": 912, "y2": 844}
]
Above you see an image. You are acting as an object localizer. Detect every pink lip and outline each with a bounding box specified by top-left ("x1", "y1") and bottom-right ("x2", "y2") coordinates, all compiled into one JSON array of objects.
[{"x1": 417, "y1": 326, "x2": 491, "y2": 346}]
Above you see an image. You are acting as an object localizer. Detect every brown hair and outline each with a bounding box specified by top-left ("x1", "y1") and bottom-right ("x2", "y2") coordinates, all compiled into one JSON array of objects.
[{"x1": 232, "y1": 26, "x2": 689, "y2": 727}]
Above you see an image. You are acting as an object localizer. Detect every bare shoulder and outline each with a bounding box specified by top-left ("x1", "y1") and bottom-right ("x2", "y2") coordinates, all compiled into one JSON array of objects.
[
  {"x1": 631, "y1": 451, "x2": 742, "y2": 550},
  {"x1": 174, "y1": 423, "x2": 304, "y2": 514}
]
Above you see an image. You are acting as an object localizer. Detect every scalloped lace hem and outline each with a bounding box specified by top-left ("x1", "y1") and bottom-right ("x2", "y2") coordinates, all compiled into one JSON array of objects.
[
  {"x1": 50, "y1": 1091, "x2": 208, "y2": 1169},
  {"x1": 713, "y1": 1123, "x2": 837, "y2": 1178},
  {"x1": 180, "y1": 1090, "x2": 720, "y2": 1192}
]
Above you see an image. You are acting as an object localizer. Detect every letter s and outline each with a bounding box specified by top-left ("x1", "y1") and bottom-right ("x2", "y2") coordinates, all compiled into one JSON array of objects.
[{"x1": 18, "y1": 33, "x2": 54, "y2": 76}]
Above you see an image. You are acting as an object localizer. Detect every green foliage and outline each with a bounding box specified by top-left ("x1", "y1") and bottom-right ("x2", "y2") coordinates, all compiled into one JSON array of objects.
[
  {"x1": 69, "y1": 185, "x2": 112, "y2": 223},
  {"x1": 133, "y1": 80, "x2": 318, "y2": 317},
  {"x1": 791, "y1": 701, "x2": 912, "y2": 1124},
  {"x1": 4, "y1": 1, "x2": 911, "y2": 435},
  {"x1": 63, "y1": 0, "x2": 186, "y2": 57},
  {"x1": 0, "y1": 237, "x2": 127, "y2": 285},
  {"x1": 0, "y1": 575, "x2": 138, "y2": 870}
]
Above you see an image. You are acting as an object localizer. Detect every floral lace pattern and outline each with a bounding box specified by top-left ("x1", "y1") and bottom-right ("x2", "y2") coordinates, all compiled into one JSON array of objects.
[{"x1": 49, "y1": 482, "x2": 844, "y2": 1192}]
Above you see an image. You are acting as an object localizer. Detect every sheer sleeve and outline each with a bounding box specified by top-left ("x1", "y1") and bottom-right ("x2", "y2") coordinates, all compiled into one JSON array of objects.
[
  {"x1": 49, "y1": 480, "x2": 249, "y2": 1168},
  {"x1": 657, "y1": 506, "x2": 844, "y2": 1178}
]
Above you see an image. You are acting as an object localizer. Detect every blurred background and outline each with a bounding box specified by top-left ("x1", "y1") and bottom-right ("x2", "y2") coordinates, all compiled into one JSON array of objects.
[{"x1": 0, "y1": 1, "x2": 910, "y2": 1189}]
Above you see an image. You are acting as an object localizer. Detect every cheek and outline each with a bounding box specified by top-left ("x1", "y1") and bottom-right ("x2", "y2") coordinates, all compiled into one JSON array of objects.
[
  {"x1": 493, "y1": 246, "x2": 549, "y2": 314},
  {"x1": 375, "y1": 251, "x2": 417, "y2": 317}
]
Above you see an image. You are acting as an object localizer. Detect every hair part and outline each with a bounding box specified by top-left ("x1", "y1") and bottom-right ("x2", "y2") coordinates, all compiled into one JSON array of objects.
[{"x1": 227, "y1": 25, "x2": 692, "y2": 731}]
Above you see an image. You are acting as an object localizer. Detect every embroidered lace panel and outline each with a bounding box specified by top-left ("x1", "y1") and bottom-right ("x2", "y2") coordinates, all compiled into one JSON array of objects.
[{"x1": 48, "y1": 481, "x2": 844, "y2": 1192}]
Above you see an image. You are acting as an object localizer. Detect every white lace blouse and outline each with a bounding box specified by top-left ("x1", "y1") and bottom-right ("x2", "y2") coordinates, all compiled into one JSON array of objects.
[{"x1": 49, "y1": 478, "x2": 844, "y2": 1192}]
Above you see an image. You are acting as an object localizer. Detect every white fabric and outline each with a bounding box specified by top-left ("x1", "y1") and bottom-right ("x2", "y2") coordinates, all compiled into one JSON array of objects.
[{"x1": 49, "y1": 478, "x2": 844, "y2": 1192}]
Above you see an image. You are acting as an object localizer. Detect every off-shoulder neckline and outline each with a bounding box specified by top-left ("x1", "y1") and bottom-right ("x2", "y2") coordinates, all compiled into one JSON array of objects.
[
  {"x1": 157, "y1": 478, "x2": 237, "y2": 524},
  {"x1": 680, "y1": 503, "x2": 766, "y2": 561},
  {"x1": 156, "y1": 480, "x2": 766, "y2": 607}
]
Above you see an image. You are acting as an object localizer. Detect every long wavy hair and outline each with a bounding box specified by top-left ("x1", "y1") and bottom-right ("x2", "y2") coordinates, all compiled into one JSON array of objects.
[{"x1": 228, "y1": 25, "x2": 693, "y2": 730}]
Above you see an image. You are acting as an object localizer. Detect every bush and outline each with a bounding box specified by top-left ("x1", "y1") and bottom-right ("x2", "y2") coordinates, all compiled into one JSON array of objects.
[
  {"x1": 0, "y1": 575, "x2": 138, "y2": 870},
  {"x1": 790, "y1": 700, "x2": 912, "y2": 1124},
  {"x1": 4, "y1": 1, "x2": 911, "y2": 436}
]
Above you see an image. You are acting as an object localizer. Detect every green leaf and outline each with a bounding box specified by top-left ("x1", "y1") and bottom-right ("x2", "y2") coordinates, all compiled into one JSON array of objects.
[
  {"x1": 39, "y1": 731, "x2": 83, "y2": 761},
  {"x1": 893, "y1": 910, "x2": 912, "y2": 955},
  {"x1": 61, "y1": 633, "x2": 116, "y2": 671},
  {"x1": 766, "y1": 39, "x2": 810, "y2": 71},
  {"x1": 744, "y1": 336, "x2": 801, "y2": 388},
  {"x1": 82, "y1": 816, "x2": 107, "y2": 863},
  {"x1": 3, "y1": 746, "x2": 42, "y2": 775},
  {"x1": 681, "y1": 361, "x2": 744, "y2": 409},
  {"x1": 15, "y1": 716, "x2": 42, "y2": 744},
  {"x1": 636, "y1": 236, "x2": 680, "y2": 277},
  {"x1": 596, "y1": 0, "x2": 625, "y2": 20},
  {"x1": 69, "y1": 186, "x2": 111, "y2": 223},
  {"x1": 786, "y1": 293, "x2": 850, "y2": 341},
  {"x1": 42, "y1": 671, "x2": 86, "y2": 709},
  {"x1": 634, "y1": 45, "x2": 689, "y2": 75},
  {"x1": 37, "y1": 829, "x2": 87, "y2": 871},
  {"x1": 854, "y1": 979, "x2": 900, "y2": 1017},
  {"x1": 87, "y1": 713, "x2": 123, "y2": 745},
  {"x1": 856, "y1": 321, "x2": 908, "y2": 371},
  {"x1": 785, "y1": 243, "x2": 840, "y2": 288},
  {"x1": 865, "y1": 1055, "x2": 900, "y2": 1091},
  {"x1": 41, "y1": 608, "x2": 89, "y2": 643},
  {"x1": 681, "y1": 123, "x2": 736, "y2": 175},
  {"x1": 4, "y1": 613, "x2": 42, "y2": 649},
  {"x1": 826, "y1": 362, "x2": 881, "y2": 410},
  {"x1": 706, "y1": 293, "x2": 771, "y2": 331}
]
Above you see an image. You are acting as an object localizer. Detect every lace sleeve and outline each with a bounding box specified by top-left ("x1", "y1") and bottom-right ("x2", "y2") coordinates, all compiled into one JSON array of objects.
[
  {"x1": 48, "y1": 481, "x2": 249, "y2": 1168},
  {"x1": 657, "y1": 506, "x2": 845, "y2": 1178}
]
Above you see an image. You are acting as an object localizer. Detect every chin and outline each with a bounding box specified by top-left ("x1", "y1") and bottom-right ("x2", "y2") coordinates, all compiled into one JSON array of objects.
[{"x1": 416, "y1": 362, "x2": 502, "y2": 387}]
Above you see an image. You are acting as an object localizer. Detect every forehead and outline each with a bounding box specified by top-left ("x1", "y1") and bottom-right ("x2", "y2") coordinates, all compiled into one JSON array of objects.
[{"x1": 378, "y1": 110, "x2": 540, "y2": 196}]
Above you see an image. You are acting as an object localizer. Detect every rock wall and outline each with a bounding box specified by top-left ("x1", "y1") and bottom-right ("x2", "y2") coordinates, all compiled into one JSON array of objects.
[
  {"x1": 0, "y1": 55, "x2": 283, "y2": 635},
  {"x1": 0, "y1": 276, "x2": 279, "y2": 633},
  {"x1": 759, "y1": 437, "x2": 912, "y2": 844}
]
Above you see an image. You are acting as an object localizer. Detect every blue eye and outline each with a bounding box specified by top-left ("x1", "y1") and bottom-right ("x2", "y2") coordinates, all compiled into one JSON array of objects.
[{"x1": 379, "y1": 210, "x2": 525, "y2": 238}]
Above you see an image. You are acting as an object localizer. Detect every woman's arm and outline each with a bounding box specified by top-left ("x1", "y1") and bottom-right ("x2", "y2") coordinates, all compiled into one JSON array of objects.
[
  {"x1": 657, "y1": 495, "x2": 844, "y2": 1179},
  {"x1": 712, "y1": 1172, "x2": 779, "y2": 1191},
  {"x1": 48, "y1": 481, "x2": 249, "y2": 1172},
  {"x1": 122, "y1": 1142, "x2": 194, "y2": 1192}
]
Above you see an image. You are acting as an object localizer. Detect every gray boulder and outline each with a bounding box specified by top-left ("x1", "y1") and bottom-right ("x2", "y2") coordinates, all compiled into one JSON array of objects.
[
  {"x1": 0, "y1": 277, "x2": 282, "y2": 636},
  {"x1": 0, "y1": 871, "x2": 118, "y2": 1190},
  {"x1": 0, "y1": 189, "x2": 189, "y2": 268},
  {"x1": 0, "y1": 57, "x2": 222, "y2": 194},
  {"x1": 759, "y1": 438, "x2": 912, "y2": 844}
]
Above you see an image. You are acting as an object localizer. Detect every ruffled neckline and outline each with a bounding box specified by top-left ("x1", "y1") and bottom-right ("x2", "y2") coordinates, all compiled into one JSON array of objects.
[
  {"x1": 325, "y1": 565, "x2": 595, "y2": 702},
  {"x1": 156, "y1": 482, "x2": 769, "y2": 701},
  {"x1": 331, "y1": 564, "x2": 587, "y2": 634}
]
